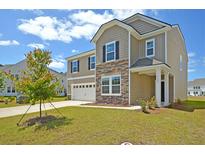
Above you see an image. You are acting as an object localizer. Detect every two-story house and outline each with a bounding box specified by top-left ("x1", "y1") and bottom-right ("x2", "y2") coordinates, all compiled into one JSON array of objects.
[
  {"x1": 0, "y1": 59, "x2": 67, "y2": 97},
  {"x1": 188, "y1": 78, "x2": 205, "y2": 96},
  {"x1": 66, "y1": 13, "x2": 188, "y2": 107}
]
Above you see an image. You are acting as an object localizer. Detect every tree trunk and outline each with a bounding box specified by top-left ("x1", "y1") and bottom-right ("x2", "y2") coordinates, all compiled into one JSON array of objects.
[{"x1": 40, "y1": 99, "x2": 42, "y2": 118}]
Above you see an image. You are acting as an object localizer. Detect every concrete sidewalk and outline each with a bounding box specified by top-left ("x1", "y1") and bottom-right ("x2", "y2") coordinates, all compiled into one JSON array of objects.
[
  {"x1": 0, "y1": 101, "x2": 141, "y2": 118},
  {"x1": 0, "y1": 101, "x2": 90, "y2": 118}
]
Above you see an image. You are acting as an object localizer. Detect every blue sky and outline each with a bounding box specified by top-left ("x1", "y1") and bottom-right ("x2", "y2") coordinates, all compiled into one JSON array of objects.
[{"x1": 0, "y1": 9, "x2": 204, "y2": 80}]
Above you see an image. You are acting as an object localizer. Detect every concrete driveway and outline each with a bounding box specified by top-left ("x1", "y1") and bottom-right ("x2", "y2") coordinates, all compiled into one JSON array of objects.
[{"x1": 0, "y1": 100, "x2": 91, "y2": 118}]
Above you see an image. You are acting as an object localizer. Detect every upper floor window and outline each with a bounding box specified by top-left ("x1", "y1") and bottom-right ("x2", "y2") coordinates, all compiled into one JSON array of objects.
[
  {"x1": 180, "y1": 54, "x2": 183, "y2": 71},
  {"x1": 146, "y1": 39, "x2": 155, "y2": 57},
  {"x1": 71, "y1": 60, "x2": 79, "y2": 73},
  {"x1": 89, "y1": 55, "x2": 96, "y2": 70},
  {"x1": 106, "y1": 41, "x2": 116, "y2": 61},
  {"x1": 103, "y1": 41, "x2": 119, "y2": 63}
]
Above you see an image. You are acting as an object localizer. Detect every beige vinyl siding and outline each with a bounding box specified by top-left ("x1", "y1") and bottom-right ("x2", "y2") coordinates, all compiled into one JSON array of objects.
[
  {"x1": 128, "y1": 19, "x2": 161, "y2": 34},
  {"x1": 130, "y1": 33, "x2": 165, "y2": 65},
  {"x1": 67, "y1": 53, "x2": 95, "y2": 78},
  {"x1": 67, "y1": 77, "x2": 95, "y2": 95},
  {"x1": 167, "y1": 27, "x2": 188, "y2": 101},
  {"x1": 130, "y1": 73, "x2": 155, "y2": 104},
  {"x1": 96, "y1": 25, "x2": 129, "y2": 64}
]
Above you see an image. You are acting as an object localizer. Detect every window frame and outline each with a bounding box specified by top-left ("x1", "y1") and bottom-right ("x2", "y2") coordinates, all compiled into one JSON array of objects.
[
  {"x1": 105, "y1": 41, "x2": 116, "y2": 62},
  {"x1": 89, "y1": 55, "x2": 96, "y2": 70},
  {"x1": 145, "y1": 38, "x2": 155, "y2": 58},
  {"x1": 71, "y1": 60, "x2": 78, "y2": 73},
  {"x1": 101, "y1": 75, "x2": 121, "y2": 96}
]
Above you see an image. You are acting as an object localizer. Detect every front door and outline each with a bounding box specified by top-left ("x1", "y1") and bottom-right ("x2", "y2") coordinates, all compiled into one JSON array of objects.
[{"x1": 161, "y1": 81, "x2": 165, "y2": 104}]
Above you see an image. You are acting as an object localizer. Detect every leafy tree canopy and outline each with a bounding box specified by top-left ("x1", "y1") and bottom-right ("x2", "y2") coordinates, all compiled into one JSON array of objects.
[{"x1": 16, "y1": 49, "x2": 61, "y2": 104}]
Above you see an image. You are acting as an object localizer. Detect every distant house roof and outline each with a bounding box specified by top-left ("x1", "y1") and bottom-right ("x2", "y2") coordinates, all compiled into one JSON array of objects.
[
  {"x1": 188, "y1": 78, "x2": 205, "y2": 86},
  {"x1": 131, "y1": 57, "x2": 169, "y2": 68},
  {"x1": 66, "y1": 49, "x2": 95, "y2": 61}
]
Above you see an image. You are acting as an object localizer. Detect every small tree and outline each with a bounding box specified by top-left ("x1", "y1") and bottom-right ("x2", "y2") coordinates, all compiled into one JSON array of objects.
[{"x1": 16, "y1": 49, "x2": 60, "y2": 118}]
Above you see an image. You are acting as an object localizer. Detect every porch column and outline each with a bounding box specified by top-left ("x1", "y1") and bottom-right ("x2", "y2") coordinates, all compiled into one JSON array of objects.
[
  {"x1": 155, "y1": 67, "x2": 161, "y2": 107},
  {"x1": 165, "y1": 71, "x2": 169, "y2": 106}
]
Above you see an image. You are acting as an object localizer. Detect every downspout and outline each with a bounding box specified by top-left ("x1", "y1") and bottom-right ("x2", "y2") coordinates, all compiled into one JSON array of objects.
[{"x1": 128, "y1": 31, "x2": 131, "y2": 105}]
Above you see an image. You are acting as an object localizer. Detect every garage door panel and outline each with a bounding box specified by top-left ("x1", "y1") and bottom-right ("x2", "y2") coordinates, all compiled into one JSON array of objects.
[{"x1": 71, "y1": 83, "x2": 95, "y2": 101}]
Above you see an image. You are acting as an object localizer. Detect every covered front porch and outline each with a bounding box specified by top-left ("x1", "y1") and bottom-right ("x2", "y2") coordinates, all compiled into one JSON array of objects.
[{"x1": 130, "y1": 64, "x2": 174, "y2": 107}]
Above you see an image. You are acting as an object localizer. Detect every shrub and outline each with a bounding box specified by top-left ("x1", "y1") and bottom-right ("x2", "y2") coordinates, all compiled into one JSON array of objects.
[
  {"x1": 16, "y1": 96, "x2": 29, "y2": 104},
  {"x1": 149, "y1": 96, "x2": 157, "y2": 109},
  {"x1": 175, "y1": 98, "x2": 182, "y2": 104},
  {"x1": 138, "y1": 99, "x2": 149, "y2": 113}
]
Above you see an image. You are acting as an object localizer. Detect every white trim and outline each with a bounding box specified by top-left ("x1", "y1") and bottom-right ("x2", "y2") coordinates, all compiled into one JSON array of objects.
[
  {"x1": 128, "y1": 31, "x2": 131, "y2": 105},
  {"x1": 67, "y1": 75, "x2": 95, "y2": 81},
  {"x1": 105, "y1": 41, "x2": 116, "y2": 62},
  {"x1": 145, "y1": 38, "x2": 155, "y2": 58},
  {"x1": 130, "y1": 64, "x2": 170, "y2": 73},
  {"x1": 165, "y1": 31, "x2": 168, "y2": 63},
  {"x1": 140, "y1": 27, "x2": 171, "y2": 39},
  {"x1": 101, "y1": 75, "x2": 121, "y2": 96},
  {"x1": 173, "y1": 75, "x2": 176, "y2": 102},
  {"x1": 89, "y1": 55, "x2": 96, "y2": 70},
  {"x1": 71, "y1": 82, "x2": 95, "y2": 86},
  {"x1": 66, "y1": 50, "x2": 95, "y2": 61}
]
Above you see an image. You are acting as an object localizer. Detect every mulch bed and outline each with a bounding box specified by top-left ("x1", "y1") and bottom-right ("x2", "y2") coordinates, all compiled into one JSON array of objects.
[{"x1": 20, "y1": 115, "x2": 59, "y2": 127}]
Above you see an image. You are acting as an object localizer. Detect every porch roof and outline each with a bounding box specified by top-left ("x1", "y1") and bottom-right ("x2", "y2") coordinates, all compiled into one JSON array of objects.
[
  {"x1": 130, "y1": 58, "x2": 170, "y2": 74},
  {"x1": 131, "y1": 57, "x2": 167, "y2": 68}
]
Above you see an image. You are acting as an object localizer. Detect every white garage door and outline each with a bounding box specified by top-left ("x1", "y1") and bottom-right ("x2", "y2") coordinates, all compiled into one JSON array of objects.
[{"x1": 71, "y1": 83, "x2": 96, "y2": 101}]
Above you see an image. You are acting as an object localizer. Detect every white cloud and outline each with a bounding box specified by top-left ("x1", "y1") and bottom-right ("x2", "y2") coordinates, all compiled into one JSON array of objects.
[
  {"x1": 71, "y1": 49, "x2": 79, "y2": 53},
  {"x1": 0, "y1": 40, "x2": 20, "y2": 46},
  {"x1": 31, "y1": 10, "x2": 44, "y2": 16},
  {"x1": 18, "y1": 16, "x2": 73, "y2": 43},
  {"x1": 188, "y1": 52, "x2": 196, "y2": 58},
  {"x1": 188, "y1": 51, "x2": 198, "y2": 73},
  {"x1": 70, "y1": 10, "x2": 113, "y2": 26},
  {"x1": 111, "y1": 9, "x2": 146, "y2": 20},
  {"x1": 49, "y1": 55, "x2": 66, "y2": 70},
  {"x1": 188, "y1": 69, "x2": 196, "y2": 73},
  {"x1": 18, "y1": 10, "x2": 159, "y2": 43},
  {"x1": 27, "y1": 43, "x2": 45, "y2": 49},
  {"x1": 49, "y1": 59, "x2": 65, "y2": 69}
]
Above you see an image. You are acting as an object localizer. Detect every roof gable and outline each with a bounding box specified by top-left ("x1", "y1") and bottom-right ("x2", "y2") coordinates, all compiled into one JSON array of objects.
[
  {"x1": 123, "y1": 13, "x2": 171, "y2": 28},
  {"x1": 91, "y1": 19, "x2": 141, "y2": 43}
]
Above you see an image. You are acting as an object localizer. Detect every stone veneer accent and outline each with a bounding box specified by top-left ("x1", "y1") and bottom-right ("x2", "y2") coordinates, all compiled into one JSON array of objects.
[{"x1": 96, "y1": 59, "x2": 129, "y2": 105}]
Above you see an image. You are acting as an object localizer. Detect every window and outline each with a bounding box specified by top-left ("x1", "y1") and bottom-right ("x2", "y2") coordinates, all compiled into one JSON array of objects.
[
  {"x1": 15, "y1": 74, "x2": 19, "y2": 80},
  {"x1": 102, "y1": 77, "x2": 110, "y2": 94},
  {"x1": 112, "y1": 76, "x2": 120, "y2": 94},
  {"x1": 146, "y1": 39, "x2": 155, "y2": 57},
  {"x1": 7, "y1": 87, "x2": 11, "y2": 93},
  {"x1": 101, "y1": 75, "x2": 121, "y2": 95},
  {"x1": 180, "y1": 54, "x2": 183, "y2": 71},
  {"x1": 106, "y1": 41, "x2": 116, "y2": 61},
  {"x1": 72, "y1": 60, "x2": 78, "y2": 73},
  {"x1": 89, "y1": 55, "x2": 96, "y2": 70},
  {"x1": 12, "y1": 87, "x2": 15, "y2": 93}
]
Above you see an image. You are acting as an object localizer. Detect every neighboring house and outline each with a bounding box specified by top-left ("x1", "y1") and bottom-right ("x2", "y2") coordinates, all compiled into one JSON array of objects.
[
  {"x1": 66, "y1": 13, "x2": 188, "y2": 107},
  {"x1": 0, "y1": 59, "x2": 67, "y2": 97},
  {"x1": 188, "y1": 78, "x2": 205, "y2": 96}
]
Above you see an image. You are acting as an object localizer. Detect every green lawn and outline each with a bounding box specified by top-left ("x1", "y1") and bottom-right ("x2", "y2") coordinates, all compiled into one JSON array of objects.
[
  {"x1": 0, "y1": 96, "x2": 68, "y2": 108},
  {"x1": 0, "y1": 99, "x2": 204, "y2": 144}
]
